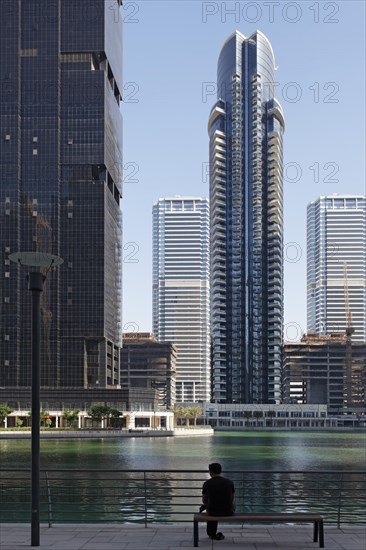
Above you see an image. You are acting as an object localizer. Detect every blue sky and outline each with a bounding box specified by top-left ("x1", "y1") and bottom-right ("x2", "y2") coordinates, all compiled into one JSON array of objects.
[{"x1": 121, "y1": 0, "x2": 365, "y2": 338}]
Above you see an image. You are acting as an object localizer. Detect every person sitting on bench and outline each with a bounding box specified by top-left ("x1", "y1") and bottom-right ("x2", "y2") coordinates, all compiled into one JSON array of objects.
[{"x1": 201, "y1": 462, "x2": 235, "y2": 541}]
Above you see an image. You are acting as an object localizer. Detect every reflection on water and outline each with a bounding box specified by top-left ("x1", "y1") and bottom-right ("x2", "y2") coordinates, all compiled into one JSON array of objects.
[
  {"x1": 1, "y1": 432, "x2": 365, "y2": 523},
  {"x1": 1, "y1": 431, "x2": 365, "y2": 470}
]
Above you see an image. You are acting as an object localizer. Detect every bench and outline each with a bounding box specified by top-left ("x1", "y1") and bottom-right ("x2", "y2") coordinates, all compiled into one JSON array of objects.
[{"x1": 193, "y1": 512, "x2": 324, "y2": 547}]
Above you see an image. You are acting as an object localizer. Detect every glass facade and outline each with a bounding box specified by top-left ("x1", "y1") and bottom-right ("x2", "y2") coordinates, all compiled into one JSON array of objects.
[
  {"x1": 0, "y1": 0, "x2": 123, "y2": 389},
  {"x1": 152, "y1": 198, "x2": 210, "y2": 403},
  {"x1": 209, "y1": 31, "x2": 285, "y2": 404},
  {"x1": 120, "y1": 333, "x2": 177, "y2": 408},
  {"x1": 307, "y1": 195, "x2": 366, "y2": 342}
]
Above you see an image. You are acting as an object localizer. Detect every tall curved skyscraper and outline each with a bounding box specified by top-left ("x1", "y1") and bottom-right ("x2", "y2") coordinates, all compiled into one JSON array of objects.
[{"x1": 209, "y1": 31, "x2": 284, "y2": 404}]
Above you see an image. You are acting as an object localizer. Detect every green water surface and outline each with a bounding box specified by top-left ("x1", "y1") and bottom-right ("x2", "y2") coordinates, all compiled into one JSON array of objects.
[{"x1": 1, "y1": 431, "x2": 365, "y2": 471}]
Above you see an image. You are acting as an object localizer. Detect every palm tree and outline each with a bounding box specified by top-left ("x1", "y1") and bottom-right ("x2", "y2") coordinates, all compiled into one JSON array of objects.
[
  {"x1": 182, "y1": 407, "x2": 192, "y2": 427},
  {"x1": 171, "y1": 405, "x2": 184, "y2": 427},
  {"x1": 189, "y1": 406, "x2": 203, "y2": 427},
  {"x1": 0, "y1": 404, "x2": 13, "y2": 427},
  {"x1": 63, "y1": 408, "x2": 80, "y2": 428}
]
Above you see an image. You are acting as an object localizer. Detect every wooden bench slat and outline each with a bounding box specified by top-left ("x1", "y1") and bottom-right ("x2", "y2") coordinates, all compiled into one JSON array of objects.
[{"x1": 194, "y1": 512, "x2": 323, "y2": 522}]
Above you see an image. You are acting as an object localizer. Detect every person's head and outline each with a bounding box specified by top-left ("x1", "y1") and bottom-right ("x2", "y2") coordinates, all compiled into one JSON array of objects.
[{"x1": 209, "y1": 463, "x2": 222, "y2": 476}]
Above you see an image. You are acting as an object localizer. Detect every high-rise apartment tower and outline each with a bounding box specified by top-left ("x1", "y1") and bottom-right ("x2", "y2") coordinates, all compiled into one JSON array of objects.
[
  {"x1": 153, "y1": 197, "x2": 210, "y2": 403},
  {"x1": 0, "y1": 0, "x2": 123, "y2": 389},
  {"x1": 209, "y1": 31, "x2": 285, "y2": 404},
  {"x1": 307, "y1": 195, "x2": 366, "y2": 342}
]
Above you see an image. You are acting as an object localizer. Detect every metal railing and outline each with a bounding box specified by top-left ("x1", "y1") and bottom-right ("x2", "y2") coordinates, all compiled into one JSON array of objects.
[{"x1": 1, "y1": 469, "x2": 365, "y2": 527}]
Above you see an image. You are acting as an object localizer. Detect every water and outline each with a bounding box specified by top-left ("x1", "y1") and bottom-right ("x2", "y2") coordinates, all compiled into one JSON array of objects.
[
  {"x1": 1, "y1": 432, "x2": 365, "y2": 524},
  {"x1": 1, "y1": 431, "x2": 365, "y2": 470}
]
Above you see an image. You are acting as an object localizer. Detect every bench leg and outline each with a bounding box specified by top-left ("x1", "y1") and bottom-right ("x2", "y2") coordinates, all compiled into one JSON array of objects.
[
  {"x1": 313, "y1": 521, "x2": 318, "y2": 542},
  {"x1": 318, "y1": 520, "x2": 324, "y2": 548},
  {"x1": 193, "y1": 520, "x2": 199, "y2": 547}
]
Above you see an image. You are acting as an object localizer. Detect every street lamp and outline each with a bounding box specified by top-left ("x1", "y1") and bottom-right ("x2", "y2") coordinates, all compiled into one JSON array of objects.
[{"x1": 9, "y1": 252, "x2": 63, "y2": 547}]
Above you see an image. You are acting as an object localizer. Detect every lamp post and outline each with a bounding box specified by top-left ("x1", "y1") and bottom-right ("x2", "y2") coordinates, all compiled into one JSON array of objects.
[{"x1": 9, "y1": 252, "x2": 63, "y2": 547}]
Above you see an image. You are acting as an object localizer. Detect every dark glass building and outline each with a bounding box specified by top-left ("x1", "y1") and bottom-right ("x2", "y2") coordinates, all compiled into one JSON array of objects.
[
  {"x1": 0, "y1": 0, "x2": 123, "y2": 390},
  {"x1": 209, "y1": 31, "x2": 285, "y2": 404},
  {"x1": 120, "y1": 333, "x2": 177, "y2": 408}
]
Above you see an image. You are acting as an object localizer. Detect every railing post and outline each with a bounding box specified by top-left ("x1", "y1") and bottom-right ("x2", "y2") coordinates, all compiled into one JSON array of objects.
[
  {"x1": 143, "y1": 472, "x2": 148, "y2": 528},
  {"x1": 337, "y1": 471, "x2": 343, "y2": 529},
  {"x1": 45, "y1": 471, "x2": 53, "y2": 528}
]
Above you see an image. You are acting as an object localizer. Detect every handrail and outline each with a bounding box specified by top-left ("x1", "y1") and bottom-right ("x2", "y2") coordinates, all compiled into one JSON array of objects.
[
  {"x1": 0, "y1": 467, "x2": 366, "y2": 476},
  {"x1": 1, "y1": 469, "x2": 365, "y2": 527}
]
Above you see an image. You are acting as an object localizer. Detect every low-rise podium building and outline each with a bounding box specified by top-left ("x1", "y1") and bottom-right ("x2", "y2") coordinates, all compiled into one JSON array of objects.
[{"x1": 282, "y1": 334, "x2": 366, "y2": 415}]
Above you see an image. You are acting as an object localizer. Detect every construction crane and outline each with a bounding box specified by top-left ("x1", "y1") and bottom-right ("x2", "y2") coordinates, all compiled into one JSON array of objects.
[{"x1": 343, "y1": 261, "x2": 354, "y2": 410}]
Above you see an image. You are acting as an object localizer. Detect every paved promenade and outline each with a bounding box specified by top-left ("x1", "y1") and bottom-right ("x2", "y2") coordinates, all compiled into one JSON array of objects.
[{"x1": 0, "y1": 523, "x2": 365, "y2": 550}]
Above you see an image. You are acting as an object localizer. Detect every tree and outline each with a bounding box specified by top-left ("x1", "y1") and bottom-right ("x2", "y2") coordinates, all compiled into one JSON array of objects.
[
  {"x1": 25, "y1": 409, "x2": 50, "y2": 427},
  {"x1": 63, "y1": 408, "x2": 80, "y2": 428},
  {"x1": 182, "y1": 407, "x2": 192, "y2": 427},
  {"x1": 189, "y1": 406, "x2": 203, "y2": 427},
  {"x1": 40, "y1": 409, "x2": 50, "y2": 428},
  {"x1": 171, "y1": 405, "x2": 184, "y2": 427},
  {"x1": 87, "y1": 404, "x2": 110, "y2": 427},
  {"x1": 243, "y1": 410, "x2": 252, "y2": 427},
  {"x1": 109, "y1": 408, "x2": 123, "y2": 428},
  {"x1": 0, "y1": 404, "x2": 13, "y2": 427},
  {"x1": 16, "y1": 418, "x2": 24, "y2": 428}
]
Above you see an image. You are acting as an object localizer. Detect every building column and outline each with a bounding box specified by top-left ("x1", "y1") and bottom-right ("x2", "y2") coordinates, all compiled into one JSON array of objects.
[{"x1": 55, "y1": 416, "x2": 59, "y2": 428}]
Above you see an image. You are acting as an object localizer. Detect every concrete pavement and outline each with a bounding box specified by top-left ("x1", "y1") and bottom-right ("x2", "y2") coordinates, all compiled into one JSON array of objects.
[{"x1": 0, "y1": 523, "x2": 365, "y2": 550}]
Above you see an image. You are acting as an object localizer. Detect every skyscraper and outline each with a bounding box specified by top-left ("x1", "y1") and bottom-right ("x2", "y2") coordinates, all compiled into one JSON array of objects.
[
  {"x1": 209, "y1": 31, "x2": 285, "y2": 404},
  {"x1": 307, "y1": 195, "x2": 366, "y2": 342},
  {"x1": 0, "y1": 0, "x2": 123, "y2": 389},
  {"x1": 153, "y1": 197, "x2": 210, "y2": 403}
]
